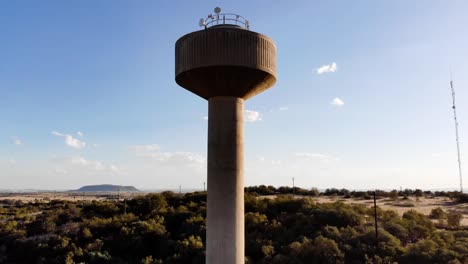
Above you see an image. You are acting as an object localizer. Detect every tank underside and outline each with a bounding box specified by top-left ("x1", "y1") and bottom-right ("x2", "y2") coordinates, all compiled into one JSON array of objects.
[{"x1": 175, "y1": 65, "x2": 276, "y2": 100}]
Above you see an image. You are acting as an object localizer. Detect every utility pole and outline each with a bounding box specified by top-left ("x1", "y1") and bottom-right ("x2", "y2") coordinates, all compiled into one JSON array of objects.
[
  {"x1": 373, "y1": 191, "x2": 378, "y2": 253},
  {"x1": 179, "y1": 185, "x2": 182, "y2": 194}
]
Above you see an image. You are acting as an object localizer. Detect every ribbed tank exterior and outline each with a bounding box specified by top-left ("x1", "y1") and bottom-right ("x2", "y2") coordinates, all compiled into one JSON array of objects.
[{"x1": 175, "y1": 27, "x2": 277, "y2": 100}]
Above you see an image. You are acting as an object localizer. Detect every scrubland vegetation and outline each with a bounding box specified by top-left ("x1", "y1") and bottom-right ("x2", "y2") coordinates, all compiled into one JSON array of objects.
[{"x1": 0, "y1": 188, "x2": 467, "y2": 263}]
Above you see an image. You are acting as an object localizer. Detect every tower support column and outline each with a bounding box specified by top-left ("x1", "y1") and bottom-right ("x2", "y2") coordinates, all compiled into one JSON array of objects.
[{"x1": 207, "y1": 96, "x2": 244, "y2": 264}]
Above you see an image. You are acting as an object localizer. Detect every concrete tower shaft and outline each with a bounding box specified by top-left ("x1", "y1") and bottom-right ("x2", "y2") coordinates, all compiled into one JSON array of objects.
[
  {"x1": 175, "y1": 27, "x2": 277, "y2": 99},
  {"x1": 175, "y1": 13, "x2": 277, "y2": 264},
  {"x1": 207, "y1": 96, "x2": 244, "y2": 263}
]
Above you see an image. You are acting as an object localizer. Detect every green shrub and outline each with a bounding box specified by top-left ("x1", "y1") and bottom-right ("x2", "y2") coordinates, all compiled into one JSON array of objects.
[
  {"x1": 429, "y1": 207, "x2": 446, "y2": 220},
  {"x1": 447, "y1": 211, "x2": 463, "y2": 228}
]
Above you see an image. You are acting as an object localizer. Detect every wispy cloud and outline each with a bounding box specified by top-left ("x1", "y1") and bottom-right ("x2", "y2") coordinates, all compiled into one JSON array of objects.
[
  {"x1": 317, "y1": 62, "x2": 337, "y2": 74},
  {"x1": 294, "y1": 152, "x2": 339, "y2": 163},
  {"x1": 13, "y1": 136, "x2": 22, "y2": 145},
  {"x1": 52, "y1": 131, "x2": 65, "y2": 137},
  {"x1": 129, "y1": 144, "x2": 161, "y2": 153},
  {"x1": 52, "y1": 131, "x2": 86, "y2": 149},
  {"x1": 77, "y1": 131, "x2": 84, "y2": 137},
  {"x1": 245, "y1": 110, "x2": 262, "y2": 122},
  {"x1": 203, "y1": 111, "x2": 262, "y2": 122},
  {"x1": 126, "y1": 144, "x2": 207, "y2": 187},
  {"x1": 129, "y1": 144, "x2": 205, "y2": 165},
  {"x1": 53, "y1": 167, "x2": 69, "y2": 175},
  {"x1": 279, "y1": 106, "x2": 289, "y2": 111},
  {"x1": 256, "y1": 156, "x2": 282, "y2": 165},
  {"x1": 330, "y1": 97, "x2": 344, "y2": 106},
  {"x1": 294, "y1": 153, "x2": 330, "y2": 159},
  {"x1": 51, "y1": 156, "x2": 119, "y2": 173}
]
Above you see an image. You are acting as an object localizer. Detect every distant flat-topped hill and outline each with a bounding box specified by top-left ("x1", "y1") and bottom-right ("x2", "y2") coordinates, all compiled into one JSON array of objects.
[{"x1": 75, "y1": 184, "x2": 139, "y2": 192}]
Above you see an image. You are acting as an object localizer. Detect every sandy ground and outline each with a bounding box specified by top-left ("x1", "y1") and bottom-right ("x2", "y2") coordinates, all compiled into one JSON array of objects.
[{"x1": 313, "y1": 196, "x2": 468, "y2": 226}]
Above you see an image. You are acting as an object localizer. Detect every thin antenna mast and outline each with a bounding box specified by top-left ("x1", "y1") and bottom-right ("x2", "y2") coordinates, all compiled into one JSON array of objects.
[
  {"x1": 292, "y1": 177, "x2": 295, "y2": 196},
  {"x1": 450, "y1": 76, "x2": 463, "y2": 193}
]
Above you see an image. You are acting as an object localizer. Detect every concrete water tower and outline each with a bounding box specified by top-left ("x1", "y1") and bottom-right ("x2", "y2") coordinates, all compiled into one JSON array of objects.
[{"x1": 175, "y1": 7, "x2": 276, "y2": 264}]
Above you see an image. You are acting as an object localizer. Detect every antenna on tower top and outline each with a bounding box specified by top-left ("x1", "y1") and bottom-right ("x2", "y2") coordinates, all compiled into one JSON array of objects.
[
  {"x1": 199, "y1": 18, "x2": 206, "y2": 28},
  {"x1": 449, "y1": 71, "x2": 464, "y2": 193},
  {"x1": 198, "y1": 7, "x2": 250, "y2": 30}
]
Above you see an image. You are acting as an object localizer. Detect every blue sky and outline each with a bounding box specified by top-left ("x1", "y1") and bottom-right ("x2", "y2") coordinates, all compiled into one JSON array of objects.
[{"x1": 1, "y1": 1, "x2": 467, "y2": 190}]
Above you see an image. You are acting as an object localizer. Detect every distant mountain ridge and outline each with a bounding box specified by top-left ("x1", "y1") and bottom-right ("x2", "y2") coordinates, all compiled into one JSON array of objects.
[{"x1": 75, "y1": 184, "x2": 139, "y2": 192}]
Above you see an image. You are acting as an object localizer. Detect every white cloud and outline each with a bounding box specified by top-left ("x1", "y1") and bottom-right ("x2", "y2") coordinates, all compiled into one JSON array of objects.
[
  {"x1": 65, "y1": 135, "x2": 86, "y2": 149},
  {"x1": 317, "y1": 62, "x2": 337, "y2": 74},
  {"x1": 52, "y1": 131, "x2": 86, "y2": 149},
  {"x1": 279, "y1": 106, "x2": 289, "y2": 111},
  {"x1": 330, "y1": 97, "x2": 344, "y2": 106},
  {"x1": 110, "y1": 165, "x2": 119, "y2": 172},
  {"x1": 77, "y1": 131, "x2": 84, "y2": 137},
  {"x1": 203, "y1": 116, "x2": 208, "y2": 121},
  {"x1": 245, "y1": 110, "x2": 262, "y2": 122}
]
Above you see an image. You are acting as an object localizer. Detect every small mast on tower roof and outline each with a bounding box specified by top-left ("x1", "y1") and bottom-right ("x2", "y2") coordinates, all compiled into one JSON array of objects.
[{"x1": 198, "y1": 7, "x2": 250, "y2": 30}]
